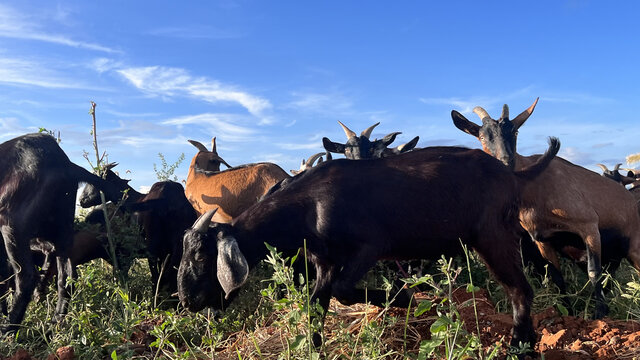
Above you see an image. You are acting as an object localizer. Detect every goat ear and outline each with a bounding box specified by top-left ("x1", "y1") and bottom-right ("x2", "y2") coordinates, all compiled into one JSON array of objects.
[
  {"x1": 397, "y1": 136, "x2": 419, "y2": 153},
  {"x1": 216, "y1": 237, "x2": 249, "y2": 299},
  {"x1": 188, "y1": 140, "x2": 208, "y2": 152},
  {"x1": 381, "y1": 132, "x2": 400, "y2": 147},
  {"x1": 322, "y1": 137, "x2": 345, "y2": 154},
  {"x1": 451, "y1": 110, "x2": 480, "y2": 137}
]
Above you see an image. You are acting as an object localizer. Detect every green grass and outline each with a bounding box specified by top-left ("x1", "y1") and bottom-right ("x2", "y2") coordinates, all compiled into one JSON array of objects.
[{"x1": 2, "y1": 241, "x2": 640, "y2": 359}]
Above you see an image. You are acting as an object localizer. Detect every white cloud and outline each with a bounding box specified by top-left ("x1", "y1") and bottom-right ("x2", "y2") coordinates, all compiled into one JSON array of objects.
[
  {"x1": 117, "y1": 66, "x2": 271, "y2": 117},
  {"x1": 161, "y1": 113, "x2": 256, "y2": 142},
  {"x1": 0, "y1": 4, "x2": 117, "y2": 53},
  {"x1": 287, "y1": 91, "x2": 353, "y2": 114},
  {"x1": 0, "y1": 57, "x2": 100, "y2": 90},
  {"x1": 276, "y1": 142, "x2": 324, "y2": 151},
  {"x1": 0, "y1": 117, "x2": 33, "y2": 141},
  {"x1": 91, "y1": 58, "x2": 123, "y2": 74}
]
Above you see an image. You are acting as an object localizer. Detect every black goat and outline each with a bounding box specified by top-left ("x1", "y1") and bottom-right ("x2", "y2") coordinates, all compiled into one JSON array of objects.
[
  {"x1": 322, "y1": 121, "x2": 419, "y2": 159},
  {"x1": 178, "y1": 138, "x2": 560, "y2": 350},
  {"x1": 0, "y1": 133, "x2": 121, "y2": 331},
  {"x1": 80, "y1": 169, "x2": 197, "y2": 298}
]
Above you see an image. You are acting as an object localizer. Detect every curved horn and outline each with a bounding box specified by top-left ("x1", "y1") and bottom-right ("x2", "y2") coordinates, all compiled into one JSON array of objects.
[
  {"x1": 337, "y1": 121, "x2": 357, "y2": 139},
  {"x1": 211, "y1": 137, "x2": 217, "y2": 153},
  {"x1": 360, "y1": 122, "x2": 380, "y2": 139},
  {"x1": 188, "y1": 140, "x2": 208, "y2": 152},
  {"x1": 472, "y1": 106, "x2": 492, "y2": 122},
  {"x1": 500, "y1": 104, "x2": 509, "y2": 120},
  {"x1": 325, "y1": 151, "x2": 332, "y2": 161},
  {"x1": 614, "y1": 163, "x2": 622, "y2": 172},
  {"x1": 512, "y1": 97, "x2": 539, "y2": 129},
  {"x1": 104, "y1": 162, "x2": 118, "y2": 171},
  {"x1": 305, "y1": 152, "x2": 325, "y2": 168},
  {"x1": 596, "y1": 163, "x2": 608, "y2": 172},
  {"x1": 192, "y1": 209, "x2": 218, "y2": 234}
]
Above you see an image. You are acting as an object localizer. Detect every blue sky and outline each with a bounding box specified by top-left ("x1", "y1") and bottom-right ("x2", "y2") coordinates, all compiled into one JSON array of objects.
[{"x1": 1, "y1": 1, "x2": 639, "y2": 191}]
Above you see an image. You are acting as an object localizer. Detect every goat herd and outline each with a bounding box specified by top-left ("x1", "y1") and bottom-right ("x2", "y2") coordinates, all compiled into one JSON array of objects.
[{"x1": 1, "y1": 98, "x2": 640, "y2": 356}]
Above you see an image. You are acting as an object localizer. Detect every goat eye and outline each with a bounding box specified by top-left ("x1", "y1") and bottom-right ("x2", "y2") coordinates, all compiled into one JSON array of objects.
[{"x1": 194, "y1": 253, "x2": 206, "y2": 262}]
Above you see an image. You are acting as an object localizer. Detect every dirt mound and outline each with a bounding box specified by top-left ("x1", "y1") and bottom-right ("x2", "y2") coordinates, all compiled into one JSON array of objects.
[{"x1": 4, "y1": 287, "x2": 640, "y2": 359}]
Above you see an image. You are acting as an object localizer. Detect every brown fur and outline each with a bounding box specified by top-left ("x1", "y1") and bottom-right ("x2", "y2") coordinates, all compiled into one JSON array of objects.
[{"x1": 185, "y1": 156, "x2": 288, "y2": 223}]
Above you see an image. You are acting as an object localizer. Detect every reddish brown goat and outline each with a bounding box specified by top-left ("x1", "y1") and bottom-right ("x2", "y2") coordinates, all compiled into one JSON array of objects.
[
  {"x1": 452, "y1": 99, "x2": 640, "y2": 318},
  {"x1": 184, "y1": 138, "x2": 290, "y2": 222}
]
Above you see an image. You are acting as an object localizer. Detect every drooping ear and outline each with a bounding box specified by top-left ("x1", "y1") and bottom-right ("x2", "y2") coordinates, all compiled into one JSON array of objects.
[
  {"x1": 217, "y1": 237, "x2": 249, "y2": 298},
  {"x1": 188, "y1": 140, "x2": 208, "y2": 152},
  {"x1": 322, "y1": 137, "x2": 346, "y2": 154},
  {"x1": 451, "y1": 110, "x2": 480, "y2": 137},
  {"x1": 381, "y1": 132, "x2": 401, "y2": 147}
]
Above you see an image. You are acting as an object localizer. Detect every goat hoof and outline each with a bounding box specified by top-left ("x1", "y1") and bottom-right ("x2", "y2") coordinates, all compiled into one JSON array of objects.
[{"x1": 312, "y1": 332, "x2": 323, "y2": 348}]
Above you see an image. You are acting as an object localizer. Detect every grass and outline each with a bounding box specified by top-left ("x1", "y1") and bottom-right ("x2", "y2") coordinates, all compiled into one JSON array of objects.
[{"x1": 2, "y1": 239, "x2": 640, "y2": 359}]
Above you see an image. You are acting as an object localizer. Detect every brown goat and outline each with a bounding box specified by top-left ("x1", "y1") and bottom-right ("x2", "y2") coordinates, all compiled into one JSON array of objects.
[
  {"x1": 451, "y1": 99, "x2": 640, "y2": 318},
  {"x1": 184, "y1": 138, "x2": 290, "y2": 222}
]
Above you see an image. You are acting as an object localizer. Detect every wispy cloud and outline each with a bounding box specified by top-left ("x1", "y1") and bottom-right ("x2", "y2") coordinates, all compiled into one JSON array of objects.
[
  {"x1": 0, "y1": 57, "x2": 98, "y2": 89},
  {"x1": 90, "y1": 58, "x2": 123, "y2": 74},
  {"x1": 419, "y1": 87, "x2": 613, "y2": 115},
  {"x1": 0, "y1": 117, "x2": 32, "y2": 140},
  {"x1": 161, "y1": 113, "x2": 256, "y2": 142},
  {"x1": 419, "y1": 86, "x2": 535, "y2": 115},
  {"x1": 287, "y1": 91, "x2": 354, "y2": 115},
  {"x1": 147, "y1": 25, "x2": 243, "y2": 39},
  {"x1": 117, "y1": 66, "x2": 272, "y2": 117},
  {"x1": 0, "y1": 4, "x2": 118, "y2": 53},
  {"x1": 276, "y1": 142, "x2": 324, "y2": 151}
]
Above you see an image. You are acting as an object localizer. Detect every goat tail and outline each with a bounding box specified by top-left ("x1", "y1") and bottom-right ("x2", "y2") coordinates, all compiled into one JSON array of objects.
[{"x1": 514, "y1": 137, "x2": 560, "y2": 179}]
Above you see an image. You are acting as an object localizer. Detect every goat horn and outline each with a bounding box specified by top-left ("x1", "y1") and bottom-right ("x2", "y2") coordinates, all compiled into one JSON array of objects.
[
  {"x1": 325, "y1": 151, "x2": 332, "y2": 161},
  {"x1": 337, "y1": 121, "x2": 357, "y2": 139},
  {"x1": 596, "y1": 163, "x2": 608, "y2": 172},
  {"x1": 360, "y1": 122, "x2": 380, "y2": 139},
  {"x1": 188, "y1": 140, "x2": 208, "y2": 152},
  {"x1": 305, "y1": 152, "x2": 325, "y2": 168},
  {"x1": 193, "y1": 209, "x2": 218, "y2": 234},
  {"x1": 472, "y1": 107, "x2": 492, "y2": 122},
  {"x1": 614, "y1": 163, "x2": 622, "y2": 171},
  {"x1": 211, "y1": 137, "x2": 217, "y2": 153},
  {"x1": 104, "y1": 162, "x2": 118, "y2": 171},
  {"x1": 512, "y1": 97, "x2": 539, "y2": 129},
  {"x1": 500, "y1": 104, "x2": 509, "y2": 120}
]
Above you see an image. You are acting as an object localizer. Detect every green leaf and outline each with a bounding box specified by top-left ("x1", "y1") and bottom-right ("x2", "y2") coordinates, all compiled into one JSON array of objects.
[
  {"x1": 289, "y1": 334, "x2": 307, "y2": 351},
  {"x1": 556, "y1": 303, "x2": 569, "y2": 316},
  {"x1": 111, "y1": 350, "x2": 118, "y2": 360},
  {"x1": 466, "y1": 283, "x2": 480, "y2": 293},
  {"x1": 430, "y1": 316, "x2": 453, "y2": 333},
  {"x1": 414, "y1": 300, "x2": 433, "y2": 317}
]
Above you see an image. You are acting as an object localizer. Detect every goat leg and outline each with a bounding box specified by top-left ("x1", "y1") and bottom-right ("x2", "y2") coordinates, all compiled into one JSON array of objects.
[
  {"x1": 1, "y1": 226, "x2": 37, "y2": 333},
  {"x1": 53, "y1": 255, "x2": 73, "y2": 321}
]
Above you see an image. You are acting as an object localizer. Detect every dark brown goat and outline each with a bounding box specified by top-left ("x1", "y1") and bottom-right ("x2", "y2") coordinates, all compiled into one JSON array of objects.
[
  {"x1": 322, "y1": 121, "x2": 419, "y2": 159},
  {"x1": 452, "y1": 99, "x2": 640, "y2": 318},
  {"x1": 0, "y1": 133, "x2": 121, "y2": 331},
  {"x1": 178, "y1": 138, "x2": 560, "y2": 350}
]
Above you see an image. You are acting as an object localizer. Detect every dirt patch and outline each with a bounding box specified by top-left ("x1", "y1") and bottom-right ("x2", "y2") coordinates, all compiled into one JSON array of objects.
[{"x1": 4, "y1": 287, "x2": 640, "y2": 359}]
